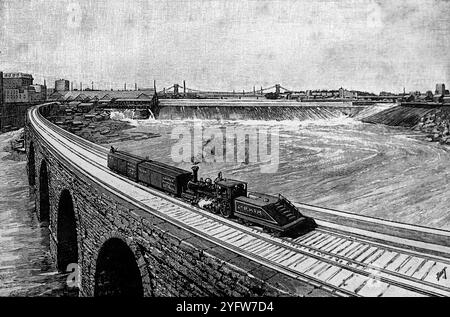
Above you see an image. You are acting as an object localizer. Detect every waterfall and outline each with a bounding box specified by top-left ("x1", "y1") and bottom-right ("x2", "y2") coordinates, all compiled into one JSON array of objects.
[
  {"x1": 109, "y1": 109, "x2": 154, "y2": 121},
  {"x1": 157, "y1": 100, "x2": 363, "y2": 121},
  {"x1": 352, "y1": 103, "x2": 397, "y2": 120}
]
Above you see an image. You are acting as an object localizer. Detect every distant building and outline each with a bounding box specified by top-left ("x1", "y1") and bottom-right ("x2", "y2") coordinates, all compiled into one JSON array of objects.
[
  {"x1": 443, "y1": 96, "x2": 450, "y2": 104},
  {"x1": 433, "y1": 94, "x2": 444, "y2": 103},
  {"x1": 3, "y1": 72, "x2": 34, "y2": 103},
  {"x1": 4, "y1": 85, "x2": 45, "y2": 103},
  {"x1": 55, "y1": 79, "x2": 70, "y2": 92},
  {"x1": 3, "y1": 72, "x2": 32, "y2": 103},
  {"x1": 4, "y1": 88, "x2": 24, "y2": 103},
  {"x1": 3, "y1": 72, "x2": 33, "y2": 89},
  {"x1": 1, "y1": 72, "x2": 47, "y2": 103},
  {"x1": 47, "y1": 91, "x2": 64, "y2": 101},
  {"x1": 29, "y1": 84, "x2": 47, "y2": 102},
  {"x1": 339, "y1": 87, "x2": 355, "y2": 99},
  {"x1": 436, "y1": 83, "x2": 445, "y2": 96}
]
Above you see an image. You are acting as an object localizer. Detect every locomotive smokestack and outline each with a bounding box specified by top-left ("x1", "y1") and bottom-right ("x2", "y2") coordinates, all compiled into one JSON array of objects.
[{"x1": 191, "y1": 165, "x2": 199, "y2": 182}]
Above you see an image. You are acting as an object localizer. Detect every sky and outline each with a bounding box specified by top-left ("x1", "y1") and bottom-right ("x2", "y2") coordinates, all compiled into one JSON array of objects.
[{"x1": 0, "y1": 0, "x2": 449, "y2": 93}]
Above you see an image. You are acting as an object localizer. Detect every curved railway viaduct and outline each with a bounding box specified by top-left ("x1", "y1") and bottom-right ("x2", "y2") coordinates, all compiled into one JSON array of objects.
[{"x1": 25, "y1": 103, "x2": 450, "y2": 297}]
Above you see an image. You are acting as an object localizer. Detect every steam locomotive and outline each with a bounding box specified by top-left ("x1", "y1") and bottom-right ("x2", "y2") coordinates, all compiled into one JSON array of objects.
[{"x1": 107, "y1": 148, "x2": 316, "y2": 237}]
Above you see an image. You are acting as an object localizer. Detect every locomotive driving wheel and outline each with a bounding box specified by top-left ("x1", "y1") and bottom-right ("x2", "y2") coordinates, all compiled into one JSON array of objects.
[
  {"x1": 220, "y1": 205, "x2": 232, "y2": 218},
  {"x1": 211, "y1": 205, "x2": 220, "y2": 214}
]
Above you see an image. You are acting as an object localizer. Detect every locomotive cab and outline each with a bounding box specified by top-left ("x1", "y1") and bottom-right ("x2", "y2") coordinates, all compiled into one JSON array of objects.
[{"x1": 214, "y1": 178, "x2": 247, "y2": 218}]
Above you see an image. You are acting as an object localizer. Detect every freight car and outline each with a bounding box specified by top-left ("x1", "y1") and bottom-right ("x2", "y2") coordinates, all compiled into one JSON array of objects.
[
  {"x1": 107, "y1": 147, "x2": 316, "y2": 236},
  {"x1": 137, "y1": 160, "x2": 191, "y2": 196}
]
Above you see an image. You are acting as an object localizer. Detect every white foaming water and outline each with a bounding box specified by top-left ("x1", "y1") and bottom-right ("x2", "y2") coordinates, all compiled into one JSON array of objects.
[
  {"x1": 352, "y1": 103, "x2": 397, "y2": 120},
  {"x1": 110, "y1": 110, "x2": 157, "y2": 127},
  {"x1": 109, "y1": 110, "x2": 130, "y2": 121},
  {"x1": 149, "y1": 114, "x2": 358, "y2": 130}
]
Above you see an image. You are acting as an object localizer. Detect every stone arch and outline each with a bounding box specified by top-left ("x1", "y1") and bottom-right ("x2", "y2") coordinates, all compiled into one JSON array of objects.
[
  {"x1": 94, "y1": 237, "x2": 144, "y2": 297},
  {"x1": 57, "y1": 189, "x2": 78, "y2": 272},
  {"x1": 39, "y1": 160, "x2": 50, "y2": 223},
  {"x1": 28, "y1": 142, "x2": 36, "y2": 186}
]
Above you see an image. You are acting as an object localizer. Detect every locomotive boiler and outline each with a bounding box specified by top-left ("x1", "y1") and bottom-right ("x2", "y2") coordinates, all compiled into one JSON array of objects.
[{"x1": 107, "y1": 148, "x2": 316, "y2": 236}]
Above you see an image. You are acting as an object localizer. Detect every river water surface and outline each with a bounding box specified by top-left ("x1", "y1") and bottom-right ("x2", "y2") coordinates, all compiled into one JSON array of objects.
[
  {"x1": 0, "y1": 131, "x2": 73, "y2": 296},
  {"x1": 109, "y1": 109, "x2": 450, "y2": 231}
]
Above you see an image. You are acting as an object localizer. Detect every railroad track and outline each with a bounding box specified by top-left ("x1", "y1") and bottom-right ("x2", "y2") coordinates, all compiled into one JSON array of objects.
[{"x1": 29, "y1": 105, "x2": 450, "y2": 297}]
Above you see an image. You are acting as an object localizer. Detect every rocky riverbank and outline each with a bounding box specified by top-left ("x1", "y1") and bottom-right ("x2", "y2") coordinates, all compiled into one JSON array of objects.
[
  {"x1": 1, "y1": 129, "x2": 27, "y2": 162},
  {"x1": 415, "y1": 108, "x2": 450, "y2": 144},
  {"x1": 49, "y1": 106, "x2": 161, "y2": 145},
  {"x1": 361, "y1": 104, "x2": 450, "y2": 145},
  {"x1": 68, "y1": 119, "x2": 161, "y2": 145}
]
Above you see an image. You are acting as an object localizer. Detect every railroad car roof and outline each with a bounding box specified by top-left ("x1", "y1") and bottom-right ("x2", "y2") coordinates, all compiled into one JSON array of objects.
[
  {"x1": 109, "y1": 150, "x2": 191, "y2": 175},
  {"x1": 139, "y1": 160, "x2": 191, "y2": 177},
  {"x1": 109, "y1": 151, "x2": 145, "y2": 163},
  {"x1": 144, "y1": 160, "x2": 191, "y2": 174}
]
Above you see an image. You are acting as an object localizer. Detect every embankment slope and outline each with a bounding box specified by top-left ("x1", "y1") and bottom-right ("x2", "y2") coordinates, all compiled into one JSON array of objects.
[{"x1": 362, "y1": 105, "x2": 435, "y2": 127}]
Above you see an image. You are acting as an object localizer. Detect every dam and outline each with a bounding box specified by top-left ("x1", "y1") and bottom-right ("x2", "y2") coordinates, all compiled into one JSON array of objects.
[
  {"x1": 156, "y1": 99, "x2": 367, "y2": 120},
  {"x1": 105, "y1": 97, "x2": 371, "y2": 121}
]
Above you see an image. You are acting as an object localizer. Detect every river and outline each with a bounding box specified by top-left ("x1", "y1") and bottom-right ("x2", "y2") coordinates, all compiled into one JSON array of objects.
[
  {"x1": 108, "y1": 107, "x2": 450, "y2": 231},
  {"x1": 0, "y1": 130, "x2": 75, "y2": 296}
]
